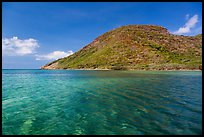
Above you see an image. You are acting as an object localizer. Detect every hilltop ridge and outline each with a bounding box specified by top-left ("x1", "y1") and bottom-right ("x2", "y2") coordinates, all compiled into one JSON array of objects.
[{"x1": 41, "y1": 25, "x2": 202, "y2": 70}]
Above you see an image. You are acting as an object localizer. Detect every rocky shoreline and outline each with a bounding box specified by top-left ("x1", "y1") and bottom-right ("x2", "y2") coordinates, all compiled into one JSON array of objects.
[{"x1": 41, "y1": 67, "x2": 201, "y2": 71}]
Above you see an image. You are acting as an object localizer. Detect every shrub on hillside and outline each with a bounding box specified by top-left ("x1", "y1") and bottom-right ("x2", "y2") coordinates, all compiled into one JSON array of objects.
[{"x1": 111, "y1": 65, "x2": 128, "y2": 70}]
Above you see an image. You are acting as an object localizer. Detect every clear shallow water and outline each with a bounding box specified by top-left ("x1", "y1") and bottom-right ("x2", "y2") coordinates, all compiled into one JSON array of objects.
[{"x1": 2, "y1": 69, "x2": 202, "y2": 135}]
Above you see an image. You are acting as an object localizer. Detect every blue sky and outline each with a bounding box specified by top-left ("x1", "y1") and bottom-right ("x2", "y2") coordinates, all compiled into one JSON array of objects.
[{"x1": 2, "y1": 2, "x2": 202, "y2": 69}]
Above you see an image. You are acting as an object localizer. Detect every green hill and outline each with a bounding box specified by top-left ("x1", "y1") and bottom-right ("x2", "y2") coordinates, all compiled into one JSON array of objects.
[{"x1": 41, "y1": 25, "x2": 202, "y2": 70}]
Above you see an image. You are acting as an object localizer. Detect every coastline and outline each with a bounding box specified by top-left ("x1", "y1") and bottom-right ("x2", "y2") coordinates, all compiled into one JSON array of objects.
[{"x1": 40, "y1": 68, "x2": 202, "y2": 71}]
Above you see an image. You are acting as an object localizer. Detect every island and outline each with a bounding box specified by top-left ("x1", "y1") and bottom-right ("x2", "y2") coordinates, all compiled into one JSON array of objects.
[{"x1": 41, "y1": 25, "x2": 202, "y2": 70}]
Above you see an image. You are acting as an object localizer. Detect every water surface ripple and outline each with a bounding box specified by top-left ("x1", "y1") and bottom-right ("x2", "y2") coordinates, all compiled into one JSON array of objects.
[{"x1": 2, "y1": 70, "x2": 202, "y2": 135}]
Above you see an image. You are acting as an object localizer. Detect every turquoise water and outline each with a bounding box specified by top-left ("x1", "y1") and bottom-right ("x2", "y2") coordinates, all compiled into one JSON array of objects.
[{"x1": 2, "y1": 69, "x2": 202, "y2": 135}]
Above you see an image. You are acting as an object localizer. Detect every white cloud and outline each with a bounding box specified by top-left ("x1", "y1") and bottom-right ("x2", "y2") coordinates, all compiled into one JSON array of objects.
[
  {"x1": 35, "y1": 50, "x2": 74, "y2": 60},
  {"x1": 173, "y1": 14, "x2": 198, "y2": 35},
  {"x1": 185, "y1": 14, "x2": 189, "y2": 20},
  {"x1": 195, "y1": 26, "x2": 202, "y2": 34},
  {"x1": 2, "y1": 37, "x2": 39, "y2": 56}
]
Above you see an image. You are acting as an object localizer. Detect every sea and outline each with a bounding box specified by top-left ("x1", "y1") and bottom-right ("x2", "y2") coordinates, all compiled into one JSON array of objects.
[{"x1": 2, "y1": 69, "x2": 202, "y2": 135}]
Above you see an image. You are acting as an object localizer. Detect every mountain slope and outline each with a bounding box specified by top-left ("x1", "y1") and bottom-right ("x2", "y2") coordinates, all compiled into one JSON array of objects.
[{"x1": 41, "y1": 25, "x2": 202, "y2": 70}]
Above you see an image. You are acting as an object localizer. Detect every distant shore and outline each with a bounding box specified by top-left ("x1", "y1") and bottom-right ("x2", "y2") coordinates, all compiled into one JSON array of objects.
[{"x1": 41, "y1": 68, "x2": 202, "y2": 71}]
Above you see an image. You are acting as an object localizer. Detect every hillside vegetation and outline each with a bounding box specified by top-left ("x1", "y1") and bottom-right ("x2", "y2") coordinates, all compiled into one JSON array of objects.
[{"x1": 41, "y1": 25, "x2": 202, "y2": 70}]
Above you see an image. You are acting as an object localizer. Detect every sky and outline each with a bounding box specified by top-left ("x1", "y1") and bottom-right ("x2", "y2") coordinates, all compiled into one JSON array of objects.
[{"x1": 2, "y1": 2, "x2": 202, "y2": 69}]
